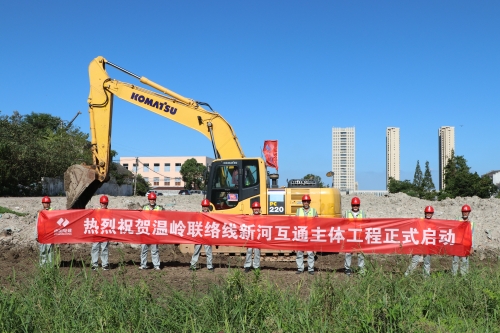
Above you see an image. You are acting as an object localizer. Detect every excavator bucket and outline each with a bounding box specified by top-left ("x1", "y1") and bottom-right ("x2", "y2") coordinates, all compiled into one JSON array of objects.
[{"x1": 64, "y1": 164, "x2": 103, "y2": 209}]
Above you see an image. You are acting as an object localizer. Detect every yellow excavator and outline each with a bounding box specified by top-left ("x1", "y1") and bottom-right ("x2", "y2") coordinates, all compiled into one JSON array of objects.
[{"x1": 64, "y1": 56, "x2": 342, "y2": 253}]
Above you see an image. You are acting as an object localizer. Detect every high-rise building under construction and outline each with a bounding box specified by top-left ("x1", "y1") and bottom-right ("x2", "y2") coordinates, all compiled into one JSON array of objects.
[
  {"x1": 438, "y1": 126, "x2": 455, "y2": 190},
  {"x1": 386, "y1": 127, "x2": 400, "y2": 188},
  {"x1": 332, "y1": 127, "x2": 355, "y2": 192}
]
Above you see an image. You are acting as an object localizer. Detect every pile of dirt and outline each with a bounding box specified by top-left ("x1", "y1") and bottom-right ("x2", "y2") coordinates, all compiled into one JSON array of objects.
[
  {"x1": 1, "y1": 193, "x2": 498, "y2": 292},
  {"x1": 1, "y1": 193, "x2": 499, "y2": 252}
]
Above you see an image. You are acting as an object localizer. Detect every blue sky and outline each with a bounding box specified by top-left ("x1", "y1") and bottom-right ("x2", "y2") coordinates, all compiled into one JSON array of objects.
[{"x1": 1, "y1": 1, "x2": 499, "y2": 189}]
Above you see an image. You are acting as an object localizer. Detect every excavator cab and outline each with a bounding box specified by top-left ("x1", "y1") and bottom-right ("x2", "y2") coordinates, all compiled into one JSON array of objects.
[{"x1": 207, "y1": 159, "x2": 262, "y2": 213}]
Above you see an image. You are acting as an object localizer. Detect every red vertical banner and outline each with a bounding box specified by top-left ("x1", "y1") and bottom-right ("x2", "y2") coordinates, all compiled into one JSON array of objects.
[{"x1": 263, "y1": 140, "x2": 278, "y2": 170}]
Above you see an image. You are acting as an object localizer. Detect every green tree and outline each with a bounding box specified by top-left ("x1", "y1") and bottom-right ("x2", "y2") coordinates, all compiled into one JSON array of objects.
[
  {"x1": 388, "y1": 177, "x2": 416, "y2": 195},
  {"x1": 0, "y1": 111, "x2": 91, "y2": 196},
  {"x1": 135, "y1": 174, "x2": 150, "y2": 196},
  {"x1": 473, "y1": 175, "x2": 499, "y2": 198},
  {"x1": 24, "y1": 112, "x2": 61, "y2": 134},
  {"x1": 303, "y1": 174, "x2": 325, "y2": 188},
  {"x1": 412, "y1": 160, "x2": 424, "y2": 198},
  {"x1": 109, "y1": 160, "x2": 133, "y2": 186},
  {"x1": 412, "y1": 160, "x2": 423, "y2": 190},
  {"x1": 421, "y1": 161, "x2": 436, "y2": 200},
  {"x1": 438, "y1": 152, "x2": 498, "y2": 199},
  {"x1": 180, "y1": 158, "x2": 207, "y2": 190},
  {"x1": 439, "y1": 152, "x2": 473, "y2": 199}
]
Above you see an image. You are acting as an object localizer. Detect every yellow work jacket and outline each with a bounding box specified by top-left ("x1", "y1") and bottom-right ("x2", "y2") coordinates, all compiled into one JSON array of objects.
[
  {"x1": 143, "y1": 204, "x2": 163, "y2": 211},
  {"x1": 296, "y1": 207, "x2": 318, "y2": 217},
  {"x1": 344, "y1": 210, "x2": 366, "y2": 219}
]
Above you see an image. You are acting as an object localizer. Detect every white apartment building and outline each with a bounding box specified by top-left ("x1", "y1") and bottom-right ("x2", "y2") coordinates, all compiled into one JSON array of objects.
[
  {"x1": 119, "y1": 156, "x2": 214, "y2": 190},
  {"x1": 332, "y1": 127, "x2": 356, "y2": 192},
  {"x1": 438, "y1": 126, "x2": 455, "y2": 190},
  {"x1": 386, "y1": 127, "x2": 400, "y2": 187}
]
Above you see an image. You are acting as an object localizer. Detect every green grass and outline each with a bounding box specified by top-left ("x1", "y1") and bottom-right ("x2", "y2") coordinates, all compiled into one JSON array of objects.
[
  {"x1": 1, "y1": 261, "x2": 500, "y2": 332},
  {"x1": 0, "y1": 205, "x2": 29, "y2": 216}
]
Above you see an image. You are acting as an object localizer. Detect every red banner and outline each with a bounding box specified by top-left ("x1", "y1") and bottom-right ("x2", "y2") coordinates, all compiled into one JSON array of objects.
[
  {"x1": 37, "y1": 210, "x2": 472, "y2": 256},
  {"x1": 263, "y1": 140, "x2": 278, "y2": 170}
]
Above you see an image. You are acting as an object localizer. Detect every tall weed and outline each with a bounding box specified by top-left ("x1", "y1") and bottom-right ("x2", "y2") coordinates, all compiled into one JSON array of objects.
[{"x1": 1, "y1": 260, "x2": 499, "y2": 332}]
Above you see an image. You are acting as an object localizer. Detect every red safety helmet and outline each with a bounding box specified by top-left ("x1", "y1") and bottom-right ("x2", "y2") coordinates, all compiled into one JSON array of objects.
[
  {"x1": 41, "y1": 196, "x2": 51, "y2": 203},
  {"x1": 351, "y1": 197, "x2": 360, "y2": 205},
  {"x1": 100, "y1": 195, "x2": 109, "y2": 204},
  {"x1": 462, "y1": 204, "x2": 471, "y2": 212},
  {"x1": 251, "y1": 201, "x2": 261, "y2": 209},
  {"x1": 147, "y1": 192, "x2": 157, "y2": 200},
  {"x1": 424, "y1": 206, "x2": 434, "y2": 213},
  {"x1": 302, "y1": 195, "x2": 311, "y2": 202},
  {"x1": 201, "y1": 199, "x2": 211, "y2": 207}
]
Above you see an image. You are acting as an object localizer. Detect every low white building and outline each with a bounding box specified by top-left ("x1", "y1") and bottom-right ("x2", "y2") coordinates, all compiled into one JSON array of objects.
[{"x1": 120, "y1": 156, "x2": 213, "y2": 191}]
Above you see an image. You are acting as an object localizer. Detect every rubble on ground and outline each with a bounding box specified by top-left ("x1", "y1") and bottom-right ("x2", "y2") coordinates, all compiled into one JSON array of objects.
[{"x1": 0, "y1": 193, "x2": 498, "y2": 253}]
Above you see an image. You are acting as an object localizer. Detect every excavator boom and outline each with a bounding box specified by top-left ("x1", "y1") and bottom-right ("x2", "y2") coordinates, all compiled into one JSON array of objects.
[{"x1": 65, "y1": 56, "x2": 245, "y2": 208}]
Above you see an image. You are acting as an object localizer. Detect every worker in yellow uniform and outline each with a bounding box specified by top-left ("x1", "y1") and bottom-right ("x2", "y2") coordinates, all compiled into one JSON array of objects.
[
  {"x1": 92, "y1": 195, "x2": 110, "y2": 271},
  {"x1": 35, "y1": 196, "x2": 54, "y2": 266},
  {"x1": 295, "y1": 195, "x2": 317, "y2": 275},
  {"x1": 344, "y1": 197, "x2": 367, "y2": 276},
  {"x1": 244, "y1": 201, "x2": 262, "y2": 273},
  {"x1": 190, "y1": 199, "x2": 214, "y2": 271},
  {"x1": 452, "y1": 204, "x2": 474, "y2": 276},
  {"x1": 139, "y1": 192, "x2": 163, "y2": 270},
  {"x1": 405, "y1": 206, "x2": 434, "y2": 276}
]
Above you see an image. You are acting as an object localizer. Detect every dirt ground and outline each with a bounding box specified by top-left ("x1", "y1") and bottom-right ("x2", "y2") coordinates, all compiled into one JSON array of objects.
[
  {"x1": 2, "y1": 193, "x2": 500, "y2": 251},
  {"x1": 1, "y1": 193, "x2": 499, "y2": 293},
  {"x1": 3, "y1": 243, "x2": 494, "y2": 294}
]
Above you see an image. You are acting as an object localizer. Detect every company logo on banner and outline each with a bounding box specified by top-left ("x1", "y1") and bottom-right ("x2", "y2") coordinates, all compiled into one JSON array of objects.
[
  {"x1": 55, "y1": 217, "x2": 72, "y2": 236},
  {"x1": 37, "y1": 210, "x2": 472, "y2": 257},
  {"x1": 263, "y1": 140, "x2": 278, "y2": 170}
]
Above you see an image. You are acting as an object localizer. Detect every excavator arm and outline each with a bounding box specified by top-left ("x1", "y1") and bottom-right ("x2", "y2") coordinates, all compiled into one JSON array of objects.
[{"x1": 64, "y1": 56, "x2": 245, "y2": 208}]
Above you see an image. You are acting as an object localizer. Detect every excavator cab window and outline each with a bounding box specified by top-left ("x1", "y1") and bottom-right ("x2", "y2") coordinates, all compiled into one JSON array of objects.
[
  {"x1": 207, "y1": 159, "x2": 261, "y2": 211},
  {"x1": 243, "y1": 163, "x2": 258, "y2": 188},
  {"x1": 209, "y1": 163, "x2": 241, "y2": 210},
  {"x1": 239, "y1": 160, "x2": 260, "y2": 203}
]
